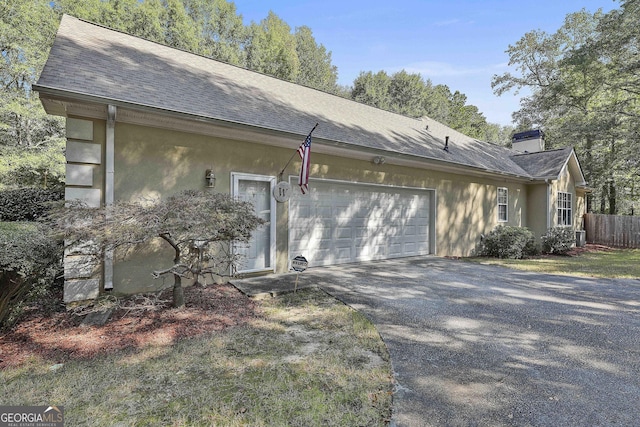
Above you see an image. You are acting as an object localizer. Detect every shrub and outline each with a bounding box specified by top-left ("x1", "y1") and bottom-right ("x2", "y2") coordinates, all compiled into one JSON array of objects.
[
  {"x1": 541, "y1": 227, "x2": 575, "y2": 254},
  {"x1": 0, "y1": 222, "x2": 63, "y2": 329},
  {"x1": 0, "y1": 187, "x2": 63, "y2": 221},
  {"x1": 478, "y1": 225, "x2": 538, "y2": 259}
]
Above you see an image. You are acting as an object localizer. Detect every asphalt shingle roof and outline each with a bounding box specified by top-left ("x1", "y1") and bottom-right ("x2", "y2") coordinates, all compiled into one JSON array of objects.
[
  {"x1": 510, "y1": 147, "x2": 575, "y2": 179},
  {"x1": 35, "y1": 15, "x2": 573, "y2": 180}
]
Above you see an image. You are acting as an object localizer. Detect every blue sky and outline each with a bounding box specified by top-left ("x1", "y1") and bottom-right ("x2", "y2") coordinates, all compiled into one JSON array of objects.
[{"x1": 232, "y1": 0, "x2": 617, "y2": 126}]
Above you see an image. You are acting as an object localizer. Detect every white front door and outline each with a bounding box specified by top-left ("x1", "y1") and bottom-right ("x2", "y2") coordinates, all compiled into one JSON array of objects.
[{"x1": 232, "y1": 173, "x2": 276, "y2": 273}]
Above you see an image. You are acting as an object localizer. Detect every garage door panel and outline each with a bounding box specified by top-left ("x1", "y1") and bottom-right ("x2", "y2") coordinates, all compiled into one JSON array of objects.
[
  {"x1": 336, "y1": 227, "x2": 352, "y2": 239},
  {"x1": 416, "y1": 225, "x2": 429, "y2": 236},
  {"x1": 388, "y1": 243, "x2": 403, "y2": 256},
  {"x1": 289, "y1": 180, "x2": 432, "y2": 267},
  {"x1": 387, "y1": 227, "x2": 402, "y2": 237},
  {"x1": 356, "y1": 245, "x2": 386, "y2": 259},
  {"x1": 404, "y1": 242, "x2": 417, "y2": 253},
  {"x1": 317, "y1": 205, "x2": 332, "y2": 218},
  {"x1": 335, "y1": 247, "x2": 353, "y2": 263},
  {"x1": 296, "y1": 204, "x2": 311, "y2": 218}
]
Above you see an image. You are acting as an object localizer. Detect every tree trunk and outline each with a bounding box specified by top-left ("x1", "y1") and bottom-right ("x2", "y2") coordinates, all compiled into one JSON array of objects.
[
  {"x1": 159, "y1": 233, "x2": 185, "y2": 308},
  {"x1": 173, "y1": 273, "x2": 184, "y2": 308},
  {"x1": 584, "y1": 135, "x2": 594, "y2": 213},
  {"x1": 609, "y1": 180, "x2": 617, "y2": 214},
  {"x1": 600, "y1": 184, "x2": 607, "y2": 213},
  {"x1": 608, "y1": 136, "x2": 617, "y2": 215}
]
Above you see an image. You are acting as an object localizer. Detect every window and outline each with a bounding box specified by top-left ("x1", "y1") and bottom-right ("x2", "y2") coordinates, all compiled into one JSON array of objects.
[
  {"x1": 497, "y1": 187, "x2": 508, "y2": 222},
  {"x1": 557, "y1": 192, "x2": 573, "y2": 226}
]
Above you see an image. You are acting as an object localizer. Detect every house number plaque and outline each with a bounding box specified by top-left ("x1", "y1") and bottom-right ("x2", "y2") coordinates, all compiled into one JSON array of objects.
[{"x1": 273, "y1": 181, "x2": 291, "y2": 203}]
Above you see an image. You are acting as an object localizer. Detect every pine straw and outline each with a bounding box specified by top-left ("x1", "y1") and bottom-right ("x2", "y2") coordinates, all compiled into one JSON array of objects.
[{"x1": 0, "y1": 283, "x2": 258, "y2": 369}]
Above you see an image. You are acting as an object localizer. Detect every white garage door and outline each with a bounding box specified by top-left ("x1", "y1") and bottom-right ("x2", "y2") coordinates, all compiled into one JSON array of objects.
[{"x1": 289, "y1": 179, "x2": 432, "y2": 267}]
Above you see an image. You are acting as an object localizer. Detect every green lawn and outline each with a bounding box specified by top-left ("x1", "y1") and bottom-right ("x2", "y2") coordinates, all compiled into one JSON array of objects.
[
  {"x1": 1, "y1": 288, "x2": 393, "y2": 426},
  {"x1": 468, "y1": 248, "x2": 640, "y2": 279}
]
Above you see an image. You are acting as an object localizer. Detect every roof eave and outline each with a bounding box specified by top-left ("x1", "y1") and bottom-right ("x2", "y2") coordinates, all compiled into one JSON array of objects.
[{"x1": 34, "y1": 85, "x2": 534, "y2": 183}]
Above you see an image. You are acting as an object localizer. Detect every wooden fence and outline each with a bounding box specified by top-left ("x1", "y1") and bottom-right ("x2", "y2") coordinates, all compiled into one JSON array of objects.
[{"x1": 584, "y1": 213, "x2": 640, "y2": 248}]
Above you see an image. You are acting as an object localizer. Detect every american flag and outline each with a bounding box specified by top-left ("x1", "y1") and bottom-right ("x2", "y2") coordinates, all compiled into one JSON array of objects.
[{"x1": 297, "y1": 134, "x2": 312, "y2": 194}]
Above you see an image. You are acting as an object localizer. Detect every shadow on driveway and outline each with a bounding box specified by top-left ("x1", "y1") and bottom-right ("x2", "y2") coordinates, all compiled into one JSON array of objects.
[{"x1": 233, "y1": 257, "x2": 640, "y2": 427}]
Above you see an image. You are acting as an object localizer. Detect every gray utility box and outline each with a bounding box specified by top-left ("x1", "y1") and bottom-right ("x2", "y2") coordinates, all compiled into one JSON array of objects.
[{"x1": 575, "y1": 230, "x2": 586, "y2": 247}]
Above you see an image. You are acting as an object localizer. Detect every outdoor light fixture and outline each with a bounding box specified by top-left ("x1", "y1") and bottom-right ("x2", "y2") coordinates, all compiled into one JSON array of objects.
[
  {"x1": 373, "y1": 156, "x2": 386, "y2": 165},
  {"x1": 205, "y1": 168, "x2": 216, "y2": 188}
]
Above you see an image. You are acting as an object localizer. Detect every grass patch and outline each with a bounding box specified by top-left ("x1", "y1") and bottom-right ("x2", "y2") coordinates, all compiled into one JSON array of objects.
[
  {"x1": 468, "y1": 248, "x2": 640, "y2": 279},
  {"x1": 0, "y1": 288, "x2": 393, "y2": 426}
]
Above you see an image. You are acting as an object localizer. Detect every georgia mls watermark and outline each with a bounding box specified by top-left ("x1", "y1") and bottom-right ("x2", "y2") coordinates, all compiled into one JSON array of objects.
[{"x1": 0, "y1": 406, "x2": 64, "y2": 427}]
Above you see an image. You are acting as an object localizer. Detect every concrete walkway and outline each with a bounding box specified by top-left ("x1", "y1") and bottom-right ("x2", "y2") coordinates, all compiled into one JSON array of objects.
[{"x1": 232, "y1": 257, "x2": 640, "y2": 426}]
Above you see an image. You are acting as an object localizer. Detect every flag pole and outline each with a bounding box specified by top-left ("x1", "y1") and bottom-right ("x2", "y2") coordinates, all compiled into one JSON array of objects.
[{"x1": 278, "y1": 123, "x2": 319, "y2": 181}]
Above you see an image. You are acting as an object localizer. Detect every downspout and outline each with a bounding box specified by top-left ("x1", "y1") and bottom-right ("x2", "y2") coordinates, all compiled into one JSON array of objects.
[
  {"x1": 104, "y1": 105, "x2": 116, "y2": 290},
  {"x1": 545, "y1": 179, "x2": 551, "y2": 230}
]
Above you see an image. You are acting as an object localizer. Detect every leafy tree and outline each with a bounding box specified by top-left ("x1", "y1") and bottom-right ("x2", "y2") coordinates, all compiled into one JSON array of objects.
[
  {"x1": 351, "y1": 70, "x2": 493, "y2": 139},
  {"x1": 99, "y1": 0, "x2": 140, "y2": 32},
  {"x1": 294, "y1": 26, "x2": 338, "y2": 93},
  {"x1": 246, "y1": 11, "x2": 299, "y2": 81},
  {"x1": 423, "y1": 83, "x2": 453, "y2": 124},
  {"x1": 352, "y1": 70, "x2": 430, "y2": 117},
  {"x1": 0, "y1": 0, "x2": 63, "y2": 147},
  {"x1": 52, "y1": 0, "x2": 104, "y2": 23},
  {"x1": 492, "y1": 5, "x2": 640, "y2": 214},
  {"x1": 129, "y1": 0, "x2": 166, "y2": 43},
  {"x1": 592, "y1": 0, "x2": 640, "y2": 214},
  {"x1": 388, "y1": 70, "x2": 427, "y2": 117},
  {"x1": 0, "y1": 0, "x2": 65, "y2": 189},
  {"x1": 446, "y1": 91, "x2": 487, "y2": 139},
  {"x1": 0, "y1": 142, "x2": 65, "y2": 191},
  {"x1": 481, "y1": 123, "x2": 516, "y2": 146},
  {"x1": 163, "y1": 0, "x2": 199, "y2": 52},
  {"x1": 184, "y1": 0, "x2": 247, "y2": 66},
  {"x1": 352, "y1": 71, "x2": 392, "y2": 111},
  {"x1": 48, "y1": 191, "x2": 264, "y2": 308}
]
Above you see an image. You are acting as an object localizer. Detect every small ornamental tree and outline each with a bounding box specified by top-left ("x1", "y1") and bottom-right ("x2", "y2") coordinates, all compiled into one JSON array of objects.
[{"x1": 48, "y1": 190, "x2": 264, "y2": 308}]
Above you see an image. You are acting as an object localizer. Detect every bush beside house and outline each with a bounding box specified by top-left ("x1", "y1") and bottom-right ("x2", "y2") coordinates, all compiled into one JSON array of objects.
[
  {"x1": 477, "y1": 225, "x2": 579, "y2": 259},
  {"x1": 0, "y1": 188, "x2": 63, "y2": 221},
  {"x1": 0, "y1": 187, "x2": 64, "y2": 328},
  {"x1": 477, "y1": 225, "x2": 538, "y2": 259},
  {"x1": 0, "y1": 222, "x2": 62, "y2": 328},
  {"x1": 541, "y1": 227, "x2": 576, "y2": 254}
]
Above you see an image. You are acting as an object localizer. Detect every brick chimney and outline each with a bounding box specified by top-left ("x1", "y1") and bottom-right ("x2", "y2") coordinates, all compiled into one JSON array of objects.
[{"x1": 512, "y1": 129, "x2": 545, "y2": 153}]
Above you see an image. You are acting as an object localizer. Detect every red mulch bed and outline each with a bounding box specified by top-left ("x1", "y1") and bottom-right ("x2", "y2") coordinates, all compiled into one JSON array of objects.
[{"x1": 0, "y1": 283, "x2": 258, "y2": 369}]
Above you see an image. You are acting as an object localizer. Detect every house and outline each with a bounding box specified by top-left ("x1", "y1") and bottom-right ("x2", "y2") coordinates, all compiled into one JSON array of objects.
[{"x1": 34, "y1": 16, "x2": 589, "y2": 303}]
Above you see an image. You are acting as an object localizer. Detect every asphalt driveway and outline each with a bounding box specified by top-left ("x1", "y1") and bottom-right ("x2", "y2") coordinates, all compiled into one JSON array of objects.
[{"x1": 233, "y1": 257, "x2": 640, "y2": 426}]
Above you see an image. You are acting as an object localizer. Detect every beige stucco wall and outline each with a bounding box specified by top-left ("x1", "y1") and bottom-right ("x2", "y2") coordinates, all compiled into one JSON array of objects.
[
  {"x1": 550, "y1": 163, "x2": 578, "y2": 229},
  {"x1": 82, "y1": 120, "x2": 530, "y2": 295},
  {"x1": 526, "y1": 183, "x2": 549, "y2": 238},
  {"x1": 526, "y1": 160, "x2": 586, "y2": 238}
]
